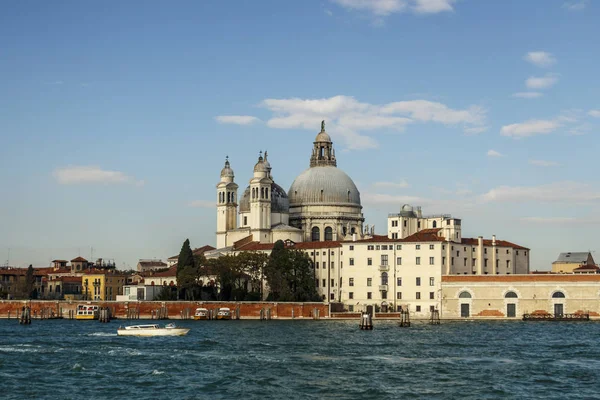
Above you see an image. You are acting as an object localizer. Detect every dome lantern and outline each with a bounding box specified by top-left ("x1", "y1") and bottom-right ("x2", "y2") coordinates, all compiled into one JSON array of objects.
[{"x1": 310, "y1": 121, "x2": 337, "y2": 168}]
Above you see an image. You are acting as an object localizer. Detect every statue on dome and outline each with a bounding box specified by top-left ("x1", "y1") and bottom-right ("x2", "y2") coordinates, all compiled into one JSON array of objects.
[{"x1": 321, "y1": 120, "x2": 325, "y2": 132}]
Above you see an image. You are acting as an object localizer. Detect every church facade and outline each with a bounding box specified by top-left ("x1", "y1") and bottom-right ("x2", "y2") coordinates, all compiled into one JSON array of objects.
[{"x1": 216, "y1": 122, "x2": 367, "y2": 249}]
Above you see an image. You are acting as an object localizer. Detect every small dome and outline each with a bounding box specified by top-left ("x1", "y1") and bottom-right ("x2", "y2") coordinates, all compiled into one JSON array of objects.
[
  {"x1": 239, "y1": 183, "x2": 289, "y2": 213},
  {"x1": 220, "y1": 158, "x2": 234, "y2": 178},
  {"x1": 288, "y1": 166, "x2": 361, "y2": 206},
  {"x1": 315, "y1": 130, "x2": 331, "y2": 143},
  {"x1": 400, "y1": 204, "x2": 417, "y2": 218},
  {"x1": 253, "y1": 154, "x2": 268, "y2": 173}
]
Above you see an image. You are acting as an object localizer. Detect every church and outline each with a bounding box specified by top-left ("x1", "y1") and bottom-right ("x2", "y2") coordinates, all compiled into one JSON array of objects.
[{"x1": 216, "y1": 121, "x2": 369, "y2": 249}]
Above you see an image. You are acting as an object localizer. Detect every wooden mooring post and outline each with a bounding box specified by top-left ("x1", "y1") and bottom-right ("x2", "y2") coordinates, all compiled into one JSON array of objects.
[
  {"x1": 399, "y1": 309, "x2": 411, "y2": 327},
  {"x1": 429, "y1": 309, "x2": 440, "y2": 325},
  {"x1": 312, "y1": 308, "x2": 320, "y2": 320},
  {"x1": 359, "y1": 312, "x2": 373, "y2": 330},
  {"x1": 98, "y1": 307, "x2": 111, "y2": 323},
  {"x1": 19, "y1": 306, "x2": 31, "y2": 325}
]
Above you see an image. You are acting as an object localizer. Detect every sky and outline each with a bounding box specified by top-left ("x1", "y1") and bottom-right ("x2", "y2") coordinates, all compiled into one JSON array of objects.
[{"x1": 1, "y1": 0, "x2": 599, "y2": 271}]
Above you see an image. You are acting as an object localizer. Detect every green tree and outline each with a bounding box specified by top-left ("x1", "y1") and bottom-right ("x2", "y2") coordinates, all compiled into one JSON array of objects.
[
  {"x1": 177, "y1": 239, "x2": 199, "y2": 300},
  {"x1": 24, "y1": 265, "x2": 36, "y2": 299},
  {"x1": 264, "y1": 240, "x2": 320, "y2": 302}
]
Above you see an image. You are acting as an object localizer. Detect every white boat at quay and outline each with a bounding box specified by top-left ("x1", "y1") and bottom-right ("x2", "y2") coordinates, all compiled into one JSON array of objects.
[{"x1": 117, "y1": 323, "x2": 190, "y2": 337}]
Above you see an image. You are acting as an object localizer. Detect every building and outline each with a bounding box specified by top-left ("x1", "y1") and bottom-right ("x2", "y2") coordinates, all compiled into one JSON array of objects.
[
  {"x1": 137, "y1": 259, "x2": 168, "y2": 273},
  {"x1": 551, "y1": 252, "x2": 596, "y2": 274},
  {"x1": 116, "y1": 284, "x2": 163, "y2": 301},
  {"x1": 208, "y1": 126, "x2": 531, "y2": 317},
  {"x1": 215, "y1": 121, "x2": 368, "y2": 249},
  {"x1": 442, "y1": 275, "x2": 600, "y2": 318},
  {"x1": 81, "y1": 271, "x2": 127, "y2": 301}
]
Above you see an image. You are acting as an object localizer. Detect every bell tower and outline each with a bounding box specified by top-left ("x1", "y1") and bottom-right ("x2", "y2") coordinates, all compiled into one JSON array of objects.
[
  {"x1": 216, "y1": 156, "x2": 238, "y2": 248},
  {"x1": 250, "y1": 151, "x2": 273, "y2": 243}
]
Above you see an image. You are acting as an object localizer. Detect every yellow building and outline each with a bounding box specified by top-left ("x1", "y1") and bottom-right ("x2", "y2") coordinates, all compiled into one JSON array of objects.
[
  {"x1": 81, "y1": 270, "x2": 127, "y2": 301},
  {"x1": 551, "y1": 252, "x2": 596, "y2": 273}
]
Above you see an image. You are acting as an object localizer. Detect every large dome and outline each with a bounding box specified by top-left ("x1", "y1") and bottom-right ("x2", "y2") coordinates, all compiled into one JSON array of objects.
[
  {"x1": 239, "y1": 183, "x2": 289, "y2": 213},
  {"x1": 288, "y1": 166, "x2": 361, "y2": 206}
]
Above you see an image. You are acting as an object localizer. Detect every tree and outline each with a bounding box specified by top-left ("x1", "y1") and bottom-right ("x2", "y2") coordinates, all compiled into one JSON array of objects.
[
  {"x1": 177, "y1": 239, "x2": 199, "y2": 300},
  {"x1": 264, "y1": 240, "x2": 320, "y2": 302},
  {"x1": 24, "y1": 265, "x2": 36, "y2": 299}
]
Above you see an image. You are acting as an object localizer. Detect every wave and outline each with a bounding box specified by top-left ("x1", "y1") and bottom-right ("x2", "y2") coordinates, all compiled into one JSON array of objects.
[{"x1": 87, "y1": 332, "x2": 118, "y2": 337}]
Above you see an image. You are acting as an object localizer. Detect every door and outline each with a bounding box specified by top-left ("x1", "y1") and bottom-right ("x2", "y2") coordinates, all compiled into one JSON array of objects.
[
  {"x1": 366, "y1": 305, "x2": 374, "y2": 316},
  {"x1": 507, "y1": 303, "x2": 516, "y2": 318},
  {"x1": 554, "y1": 303, "x2": 564, "y2": 317},
  {"x1": 460, "y1": 303, "x2": 470, "y2": 318}
]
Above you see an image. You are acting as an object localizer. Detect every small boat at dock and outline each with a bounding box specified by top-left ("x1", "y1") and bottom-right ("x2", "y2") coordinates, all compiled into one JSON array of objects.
[
  {"x1": 76, "y1": 304, "x2": 99, "y2": 320},
  {"x1": 117, "y1": 323, "x2": 190, "y2": 336},
  {"x1": 194, "y1": 307, "x2": 209, "y2": 320},
  {"x1": 216, "y1": 307, "x2": 231, "y2": 320}
]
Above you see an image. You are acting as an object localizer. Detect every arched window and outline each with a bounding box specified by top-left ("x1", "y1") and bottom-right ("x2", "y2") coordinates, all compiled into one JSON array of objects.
[
  {"x1": 56, "y1": 285, "x2": 61, "y2": 293},
  {"x1": 151, "y1": 281, "x2": 155, "y2": 286},
  {"x1": 381, "y1": 272, "x2": 388, "y2": 285},
  {"x1": 351, "y1": 227, "x2": 356, "y2": 234},
  {"x1": 552, "y1": 291, "x2": 565, "y2": 298},
  {"x1": 459, "y1": 291, "x2": 472, "y2": 299},
  {"x1": 324, "y1": 227, "x2": 333, "y2": 241},
  {"x1": 311, "y1": 227, "x2": 320, "y2": 242},
  {"x1": 265, "y1": 188, "x2": 269, "y2": 199},
  {"x1": 342, "y1": 226, "x2": 347, "y2": 236},
  {"x1": 505, "y1": 291, "x2": 518, "y2": 298},
  {"x1": 347, "y1": 190, "x2": 351, "y2": 202},
  {"x1": 433, "y1": 221, "x2": 437, "y2": 228},
  {"x1": 261, "y1": 187, "x2": 264, "y2": 199}
]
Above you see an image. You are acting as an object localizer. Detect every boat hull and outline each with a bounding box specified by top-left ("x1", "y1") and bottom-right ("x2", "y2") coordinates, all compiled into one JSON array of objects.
[
  {"x1": 117, "y1": 328, "x2": 190, "y2": 337},
  {"x1": 193, "y1": 316, "x2": 209, "y2": 320}
]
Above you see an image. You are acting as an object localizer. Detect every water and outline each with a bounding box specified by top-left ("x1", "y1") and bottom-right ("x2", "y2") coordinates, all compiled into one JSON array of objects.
[{"x1": 1, "y1": 319, "x2": 599, "y2": 399}]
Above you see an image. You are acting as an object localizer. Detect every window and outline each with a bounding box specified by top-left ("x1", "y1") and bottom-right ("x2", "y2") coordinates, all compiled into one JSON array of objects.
[
  {"x1": 506, "y1": 260, "x2": 511, "y2": 269},
  {"x1": 496, "y1": 249, "x2": 498, "y2": 254},
  {"x1": 367, "y1": 245, "x2": 374, "y2": 251},
  {"x1": 324, "y1": 227, "x2": 333, "y2": 241},
  {"x1": 429, "y1": 244, "x2": 434, "y2": 250},
  {"x1": 367, "y1": 292, "x2": 372, "y2": 299},
  {"x1": 430, "y1": 305, "x2": 435, "y2": 313},
  {"x1": 451, "y1": 257, "x2": 454, "y2": 266},
  {"x1": 552, "y1": 291, "x2": 565, "y2": 298},
  {"x1": 376, "y1": 245, "x2": 380, "y2": 250},
  {"x1": 330, "y1": 293, "x2": 334, "y2": 300},
  {"x1": 311, "y1": 227, "x2": 320, "y2": 241},
  {"x1": 446, "y1": 220, "x2": 450, "y2": 226},
  {"x1": 397, "y1": 278, "x2": 402, "y2": 286},
  {"x1": 442, "y1": 257, "x2": 446, "y2": 265},
  {"x1": 392, "y1": 233, "x2": 398, "y2": 239},
  {"x1": 429, "y1": 257, "x2": 435, "y2": 265},
  {"x1": 472, "y1": 258, "x2": 476, "y2": 267},
  {"x1": 381, "y1": 272, "x2": 388, "y2": 285},
  {"x1": 348, "y1": 305, "x2": 354, "y2": 312},
  {"x1": 484, "y1": 259, "x2": 488, "y2": 267},
  {"x1": 464, "y1": 258, "x2": 467, "y2": 267},
  {"x1": 416, "y1": 277, "x2": 421, "y2": 286},
  {"x1": 418, "y1": 221, "x2": 421, "y2": 228},
  {"x1": 315, "y1": 262, "x2": 319, "y2": 268},
  {"x1": 331, "y1": 262, "x2": 334, "y2": 269},
  {"x1": 484, "y1": 248, "x2": 487, "y2": 254},
  {"x1": 397, "y1": 257, "x2": 402, "y2": 265},
  {"x1": 429, "y1": 277, "x2": 434, "y2": 286},
  {"x1": 416, "y1": 292, "x2": 421, "y2": 299},
  {"x1": 506, "y1": 249, "x2": 509, "y2": 254},
  {"x1": 382, "y1": 245, "x2": 388, "y2": 250},
  {"x1": 397, "y1": 245, "x2": 402, "y2": 250},
  {"x1": 243, "y1": 216, "x2": 248, "y2": 226},
  {"x1": 416, "y1": 257, "x2": 421, "y2": 265},
  {"x1": 381, "y1": 291, "x2": 387, "y2": 299},
  {"x1": 367, "y1": 258, "x2": 372, "y2": 266},
  {"x1": 331, "y1": 279, "x2": 334, "y2": 287},
  {"x1": 456, "y1": 251, "x2": 459, "y2": 257},
  {"x1": 433, "y1": 221, "x2": 437, "y2": 228},
  {"x1": 404, "y1": 220, "x2": 407, "y2": 227},
  {"x1": 322, "y1": 279, "x2": 326, "y2": 287},
  {"x1": 349, "y1": 258, "x2": 354, "y2": 266},
  {"x1": 464, "y1": 247, "x2": 467, "y2": 251},
  {"x1": 459, "y1": 291, "x2": 472, "y2": 299},
  {"x1": 397, "y1": 292, "x2": 402, "y2": 299},
  {"x1": 349, "y1": 278, "x2": 354, "y2": 286},
  {"x1": 416, "y1": 245, "x2": 421, "y2": 250},
  {"x1": 367, "y1": 278, "x2": 372, "y2": 287},
  {"x1": 430, "y1": 292, "x2": 435, "y2": 299},
  {"x1": 381, "y1": 255, "x2": 388, "y2": 266},
  {"x1": 505, "y1": 291, "x2": 518, "y2": 298},
  {"x1": 349, "y1": 245, "x2": 354, "y2": 251},
  {"x1": 349, "y1": 292, "x2": 354, "y2": 299}
]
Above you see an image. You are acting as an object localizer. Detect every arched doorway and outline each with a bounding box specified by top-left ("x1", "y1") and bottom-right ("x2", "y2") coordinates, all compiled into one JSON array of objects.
[
  {"x1": 459, "y1": 291, "x2": 472, "y2": 317},
  {"x1": 505, "y1": 291, "x2": 518, "y2": 317}
]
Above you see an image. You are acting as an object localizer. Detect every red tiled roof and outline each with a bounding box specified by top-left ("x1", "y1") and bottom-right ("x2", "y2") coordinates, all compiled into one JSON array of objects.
[
  {"x1": 51, "y1": 259, "x2": 68, "y2": 263},
  {"x1": 461, "y1": 238, "x2": 529, "y2": 250},
  {"x1": 401, "y1": 229, "x2": 446, "y2": 243},
  {"x1": 71, "y1": 256, "x2": 88, "y2": 262},
  {"x1": 193, "y1": 245, "x2": 216, "y2": 255},
  {"x1": 138, "y1": 260, "x2": 168, "y2": 267},
  {"x1": 236, "y1": 240, "x2": 342, "y2": 252},
  {"x1": 574, "y1": 264, "x2": 600, "y2": 271},
  {"x1": 233, "y1": 235, "x2": 254, "y2": 249},
  {"x1": 48, "y1": 276, "x2": 82, "y2": 283},
  {"x1": 146, "y1": 265, "x2": 178, "y2": 277}
]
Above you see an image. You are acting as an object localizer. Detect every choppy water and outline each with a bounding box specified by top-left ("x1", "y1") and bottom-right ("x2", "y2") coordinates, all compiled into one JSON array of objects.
[{"x1": 1, "y1": 319, "x2": 600, "y2": 399}]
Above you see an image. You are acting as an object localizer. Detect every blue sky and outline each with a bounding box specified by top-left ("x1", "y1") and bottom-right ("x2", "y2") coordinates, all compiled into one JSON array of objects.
[{"x1": 1, "y1": 0, "x2": 599, "y2": 270}]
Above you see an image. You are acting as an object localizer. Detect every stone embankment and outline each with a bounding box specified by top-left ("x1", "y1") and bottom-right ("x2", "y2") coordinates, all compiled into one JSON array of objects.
[{"x1": 0, "y1": 300, "x2": 329, "y2": 320}]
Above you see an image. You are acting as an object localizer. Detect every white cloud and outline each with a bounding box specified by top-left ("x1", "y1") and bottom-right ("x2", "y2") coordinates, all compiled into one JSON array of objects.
[
  {"x1": 563, "y1": 0, "x2": 588, "y2": 11},
  {"x1": 464, "y1": 126, "x2": 488, "y2": 135},
  {"x1": 500, "y1": 119, "x2": 562, "y2": 138},
  {"x1": 256, "y1": 95, "x2": 486, "y2": 150},
  {"x1": 524, "y1": 51, "x2": 556, "y2": 68},
  {"x1": 568, "y1": 124, "x2": 591, "y2": 136},
  {"x1": 589, "y1": 110, "x2": 600, "y2": 118},
  {"x1": 512, "y1": 92, "x2": 543, "y2": 99},
  {"x1": 373, "y1": 180, "x2": 410, "y2": 189},
  {"x1": 188, "y1": 200, "x2": 214, "y2": 208},
  {"x1": 215, "y1": 115, "x2": 261, "y2": 125},
  {"x1": 480, "y1": 182, "x2": 600, "y2": 203},
  {"x1": 529, "y1": 159, "x2": 560, "y2": 167},
  {"x1": 329, "y1": 0, "x2": 454, "y2": 16},
  {"x1": 526, "y1": 73, "x2": 559, "y2": 89},
  {"x1": 53, "y1": 166, "x2": 142, "y2": 185},
  {"x1": 487, "y1": 150, "x2": 503, "y2": 157}
]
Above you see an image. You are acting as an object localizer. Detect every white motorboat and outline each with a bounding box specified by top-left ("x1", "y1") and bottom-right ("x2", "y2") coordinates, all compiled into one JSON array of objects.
[{"x1": 117, "y1": 323, "x2": 190, "y2": 337}]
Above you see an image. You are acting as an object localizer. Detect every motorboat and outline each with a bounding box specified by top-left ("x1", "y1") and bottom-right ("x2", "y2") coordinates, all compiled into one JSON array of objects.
[
  {"x1": 216, "y1": 307, "x2": 231, "y2": 320},
  {"x1": 76, "y1": 304, "x2": 99, "y2": 320},
  {"x1": 117, "y1": 323, "x2": 190, "y2": 337},
  {"x1": 193, "y1": 307, "x2": 209, "y2": 320}
]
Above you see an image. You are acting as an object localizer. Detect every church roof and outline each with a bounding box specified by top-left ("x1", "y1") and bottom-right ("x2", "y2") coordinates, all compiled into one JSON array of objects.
[
  {"x1": 288, "y1": 166, "x2": 361, "y2": 207},
  {"x1": 553, "y1": 252, "x2": 593, "y2": 264}
]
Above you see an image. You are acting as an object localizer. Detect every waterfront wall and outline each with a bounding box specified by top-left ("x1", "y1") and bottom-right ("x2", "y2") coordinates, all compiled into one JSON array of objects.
[{"x1": 0, "y1": 300, "x2": 329, "y2": 320}]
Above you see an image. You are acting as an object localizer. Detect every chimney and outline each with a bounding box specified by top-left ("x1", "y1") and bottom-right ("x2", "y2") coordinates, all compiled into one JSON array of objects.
[{"x1": 492, "y1": 235, "x2": 496, "y2": 246}]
